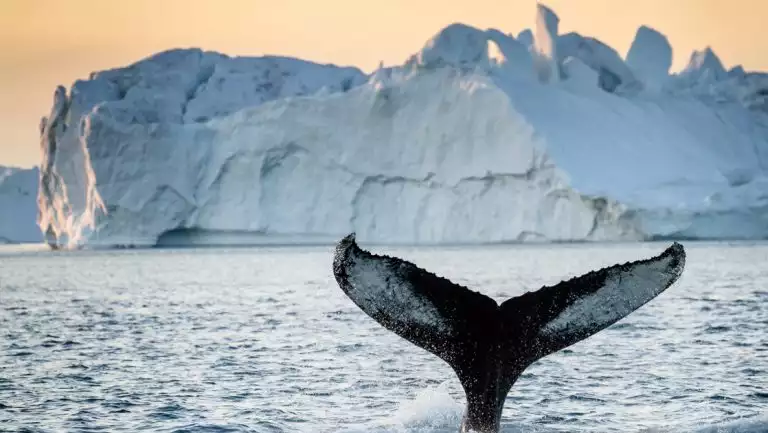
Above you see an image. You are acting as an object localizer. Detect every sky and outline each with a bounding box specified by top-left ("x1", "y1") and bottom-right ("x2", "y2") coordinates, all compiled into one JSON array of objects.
[{"x1": 1, "y1": 0, "x2": 767, "y2": 168}]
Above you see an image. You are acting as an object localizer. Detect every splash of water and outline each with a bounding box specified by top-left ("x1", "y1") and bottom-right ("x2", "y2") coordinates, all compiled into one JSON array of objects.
[{"x1": 389, "y1": 381, "x2": 464, "y2": 430}]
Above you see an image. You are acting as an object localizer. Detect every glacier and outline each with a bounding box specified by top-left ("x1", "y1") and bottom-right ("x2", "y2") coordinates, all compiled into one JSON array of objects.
[{"x1": 21, "y1": 4, "x2": 768, "y2": 247}]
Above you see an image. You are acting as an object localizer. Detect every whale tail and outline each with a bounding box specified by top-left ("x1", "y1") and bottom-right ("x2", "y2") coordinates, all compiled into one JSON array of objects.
[{"x1": 332, "y1": 234, "x2": 686, "y2": 433}]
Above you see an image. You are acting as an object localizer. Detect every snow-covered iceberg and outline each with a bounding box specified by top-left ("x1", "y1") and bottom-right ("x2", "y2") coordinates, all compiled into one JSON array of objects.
[
  {"x1": 0, "y1": 166, "x2": 41, "y2": 243},
  {"x1": 34, "y1": 4, "x2": 768, "y2": 248}
]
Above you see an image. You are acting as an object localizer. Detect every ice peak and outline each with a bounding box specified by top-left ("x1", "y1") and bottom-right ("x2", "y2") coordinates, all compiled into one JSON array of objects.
[
  {"x1": 516, "y1": 29, "x2": 534, "y2": 50},
  {"x1": 626, "y1": 25, "x2": 672, "y2": 92},
  {"x1": 413, "y1": 23, "x2": 491, "y2": 71},
  {"x1": 533, "y1": 3, "x2": 560, "y2": 83},
  {"x1": 680, "y1": 46, "x2": 727, "y2": 83}
]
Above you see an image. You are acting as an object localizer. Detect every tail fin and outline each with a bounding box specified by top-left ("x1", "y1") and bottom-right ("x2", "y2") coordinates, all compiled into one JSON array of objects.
[
  {"x1": 332, "y1": 235, "x2": 685, "y2": 430},
  {"x1": 332, "y1": 233, "x2": 499, "y2": 367},
  {"x1": 499, "y1": 242, "x2": 685, "y2": 362},
  {"x1": 333, "y1": 234, "x2": 684, "y2": 361}
]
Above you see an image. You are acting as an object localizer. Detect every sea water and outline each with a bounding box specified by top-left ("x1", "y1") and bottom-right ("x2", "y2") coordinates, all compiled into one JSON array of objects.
[{"x1": 1, "y1": 242, "x2": 766, "y2": 432}]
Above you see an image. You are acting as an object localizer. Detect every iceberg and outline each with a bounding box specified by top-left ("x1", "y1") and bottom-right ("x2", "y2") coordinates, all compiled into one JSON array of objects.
[
  {"x1": 29, "y1": 5, "x2": 768, "y2": 248},
  {"x1": 625, "y1": 26, "x2": 672, "y2": 93},
  {"x1": 0, "y1": 166, "x2": 41, "y2": 243},
  {"x1": 680, "y1": 47, "x2": 728, "y2": 84},
  {"x1": 532, "y1": 4, "x2": 561, "y2": 84},
  {"x1": 556, "y1": 32, "x2": 637, "y2": 93}
]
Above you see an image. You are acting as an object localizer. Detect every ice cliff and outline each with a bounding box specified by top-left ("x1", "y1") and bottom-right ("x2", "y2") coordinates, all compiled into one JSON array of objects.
[{"x1": 31, "y1": 4, "x2": 768, "y2": 247}]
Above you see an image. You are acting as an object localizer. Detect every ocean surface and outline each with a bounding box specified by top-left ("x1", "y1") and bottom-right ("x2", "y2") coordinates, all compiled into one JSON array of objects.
[{"x1": 1, "y1": 241, "x2": 766, "y2": 433}]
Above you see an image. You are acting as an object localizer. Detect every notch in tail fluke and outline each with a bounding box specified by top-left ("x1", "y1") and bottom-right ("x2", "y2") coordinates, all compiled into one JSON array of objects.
[{"x1": 332, "y1": 234, "x2": 685, "y2": 433}]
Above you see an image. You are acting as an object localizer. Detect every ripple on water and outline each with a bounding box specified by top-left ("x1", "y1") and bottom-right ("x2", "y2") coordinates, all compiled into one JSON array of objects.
[{"x1": 1, "y1": 243, "x2": 767, "y2": 433}]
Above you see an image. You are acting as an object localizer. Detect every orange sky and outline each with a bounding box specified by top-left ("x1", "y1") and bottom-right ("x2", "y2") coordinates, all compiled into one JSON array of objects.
[{"x1": 1, "y1": 0, "x2": 766, "y2": 168}]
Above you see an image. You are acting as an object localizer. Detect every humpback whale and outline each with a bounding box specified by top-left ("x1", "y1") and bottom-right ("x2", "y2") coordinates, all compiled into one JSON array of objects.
[{"x1": 332, "y1": 234, "x2": 686, "y2": 433}]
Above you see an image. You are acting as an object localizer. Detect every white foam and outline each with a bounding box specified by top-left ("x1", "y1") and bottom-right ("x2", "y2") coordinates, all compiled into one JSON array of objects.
[
  {"x1": 683, "y1": 415, "x2": 768, "y2": 433},
  {"x1": 389, "y1": 381, "x2": 463, "y2": 429}
]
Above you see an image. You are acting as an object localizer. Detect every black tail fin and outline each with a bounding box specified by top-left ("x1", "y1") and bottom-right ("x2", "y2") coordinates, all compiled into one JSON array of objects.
[
  {"x1": 332, "y1": 234, "x2": 685, "y2": 432},
  {"x1": 499, "y1": 242, "x2": 685, "y2": 362},
  {"x1": 332, "y1": 233, "x2": 499, "y2": 368}
]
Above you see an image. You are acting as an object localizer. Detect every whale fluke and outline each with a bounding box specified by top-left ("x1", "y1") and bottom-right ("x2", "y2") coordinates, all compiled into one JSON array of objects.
[{"x1": 332, "y1": 233, "x2": 686, "y2": 433}]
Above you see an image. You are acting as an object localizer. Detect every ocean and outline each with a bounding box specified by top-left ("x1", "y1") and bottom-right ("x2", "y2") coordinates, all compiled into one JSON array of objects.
[{"x1": 1, "y1": 241, "x2": 766, "y2": 432}]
